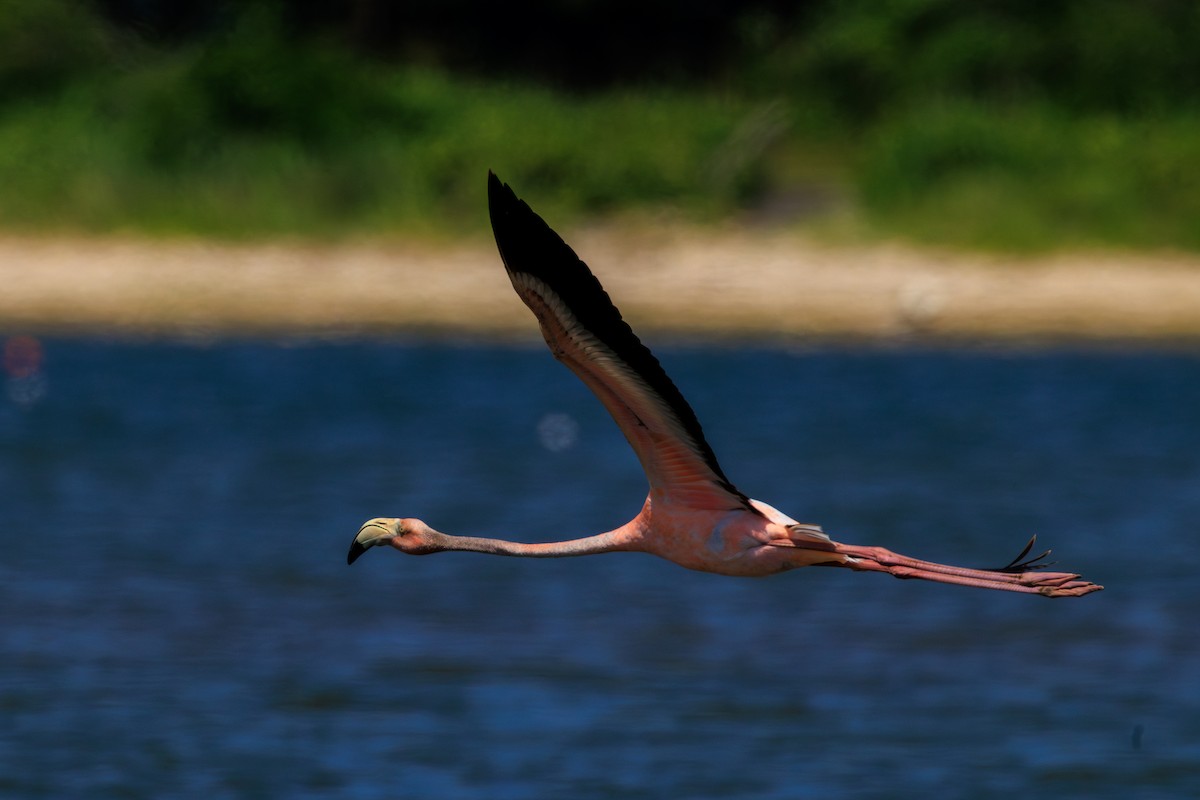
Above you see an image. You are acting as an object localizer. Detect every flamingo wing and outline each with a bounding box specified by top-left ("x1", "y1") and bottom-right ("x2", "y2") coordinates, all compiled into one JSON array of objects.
[{"x1": 487, "y1": 172, "x2": 752, "y2": 512}]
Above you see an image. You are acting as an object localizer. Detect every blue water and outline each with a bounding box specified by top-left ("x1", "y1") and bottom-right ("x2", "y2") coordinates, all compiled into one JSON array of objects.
[{"x1": 3, "y1": 340, "x2": 1200, "y2": 799}]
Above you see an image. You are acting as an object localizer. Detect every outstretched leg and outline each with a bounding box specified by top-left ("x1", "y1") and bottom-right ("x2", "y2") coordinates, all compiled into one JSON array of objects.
[{"x1": 831, "y1": 537, "x2": 1102, "y2": 597}]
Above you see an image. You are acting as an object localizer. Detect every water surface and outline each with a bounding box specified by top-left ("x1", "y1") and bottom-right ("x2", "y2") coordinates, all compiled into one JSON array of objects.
[{"x1": 3, "y1": 341, "x2": 1198, "y2": 798}]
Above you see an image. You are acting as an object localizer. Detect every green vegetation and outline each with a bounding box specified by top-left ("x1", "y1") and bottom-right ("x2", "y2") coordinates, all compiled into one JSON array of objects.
[
  {"x1": 2, "y1": 0, "x2": 1199, "y2": 251},
  {"x1": 741, "y1": 0, "x2": 1200, "y2": 251},
  {"x1": 0, "y1": 3, "x2": 761, "y2": 238},
  {"x1": 857, "y1": 104, "x2": 1200, "y2": 251},
  {"x1": 0, "y1": 71, "x2": 756, "y2": 239}
]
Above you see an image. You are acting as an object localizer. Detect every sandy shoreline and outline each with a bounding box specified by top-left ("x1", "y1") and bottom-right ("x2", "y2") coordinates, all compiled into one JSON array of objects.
[{"x1": 3, "y1": 229, "x2": 1200, "y2": 345}]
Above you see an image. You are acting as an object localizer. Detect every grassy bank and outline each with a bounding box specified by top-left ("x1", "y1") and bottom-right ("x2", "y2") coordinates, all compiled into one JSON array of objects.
[
  {"x1": 0, "y1": 73, "x2": 763, "y2": 239},
  {"x1": 1, "y1": 1, "x2": 1199, "y2": 252},
  {"x1": 855, "y1": 104, "x2": 1200, "y2": 252},
  {"x1": 0, "y1": 12, "x2": 767, "y2": 239}
]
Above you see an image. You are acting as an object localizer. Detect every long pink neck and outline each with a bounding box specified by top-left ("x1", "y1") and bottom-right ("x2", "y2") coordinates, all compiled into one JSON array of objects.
[{"x1": 432, "y1": 527, "x2": 641, "y2": 558}]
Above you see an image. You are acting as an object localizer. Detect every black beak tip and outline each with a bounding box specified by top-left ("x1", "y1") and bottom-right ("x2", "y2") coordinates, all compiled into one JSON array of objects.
[{"x1": 347, "y1": 539, "x2": 368, "y2": 566}]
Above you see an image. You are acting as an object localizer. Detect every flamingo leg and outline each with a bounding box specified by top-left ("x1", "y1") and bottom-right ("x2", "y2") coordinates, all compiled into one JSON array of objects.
[{"x1": 834, "y1": 544, "x2": 1103, "y2": 597}]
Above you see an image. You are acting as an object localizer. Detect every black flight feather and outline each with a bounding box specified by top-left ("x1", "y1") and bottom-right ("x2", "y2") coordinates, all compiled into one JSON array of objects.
[{"x1": 486, "y1": 171, "x2": 748, "y2": 506}]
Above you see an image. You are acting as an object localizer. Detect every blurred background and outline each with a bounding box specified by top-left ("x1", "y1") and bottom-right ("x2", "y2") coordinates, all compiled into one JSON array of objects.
[
  {"x1": 3, "y1": 2, "x2": 1200, "y2": 799},
  {"x1": 1, "y1": 0, "x2": 1198, "y2": 247}
]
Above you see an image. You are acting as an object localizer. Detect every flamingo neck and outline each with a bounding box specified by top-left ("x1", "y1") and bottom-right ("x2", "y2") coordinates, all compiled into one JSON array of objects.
[{"x1": 432, "y1": 527, "x2": 641, "y2": 558}]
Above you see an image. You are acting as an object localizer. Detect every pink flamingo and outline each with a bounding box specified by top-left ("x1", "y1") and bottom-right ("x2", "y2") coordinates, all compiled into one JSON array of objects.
[{"x1": 347, "y1": 173, "x2": 1102, "y2": 598}]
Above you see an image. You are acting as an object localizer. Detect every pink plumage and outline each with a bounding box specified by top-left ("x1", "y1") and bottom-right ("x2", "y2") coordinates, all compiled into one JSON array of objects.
[{"x1": 347, "y1": 173, "x2": 1101, "y2": 599}]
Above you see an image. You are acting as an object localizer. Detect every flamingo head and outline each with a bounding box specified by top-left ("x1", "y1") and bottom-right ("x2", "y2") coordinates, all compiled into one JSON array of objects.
[{"x1": 347, "y1": 517, "x2": 443, "y2": 564}]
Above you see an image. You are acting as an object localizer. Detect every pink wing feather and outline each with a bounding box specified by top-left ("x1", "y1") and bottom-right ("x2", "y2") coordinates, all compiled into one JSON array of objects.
[{"x1": 488, "y1": 173, "x2": 753, "y2": 513}]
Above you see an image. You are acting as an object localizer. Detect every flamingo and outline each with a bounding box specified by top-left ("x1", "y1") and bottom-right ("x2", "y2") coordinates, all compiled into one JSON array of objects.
[{"x1": 347, "y1": 172, "x2": 1102, "y2": 598}]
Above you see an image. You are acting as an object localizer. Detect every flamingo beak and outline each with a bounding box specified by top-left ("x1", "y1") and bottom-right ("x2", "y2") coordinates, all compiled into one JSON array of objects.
[{"x1": 347, "y1": 518, "x2": 397, "y2": 565}]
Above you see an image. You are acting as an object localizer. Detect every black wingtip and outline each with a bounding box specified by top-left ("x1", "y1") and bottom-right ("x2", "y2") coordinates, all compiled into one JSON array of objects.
[
  {"x1": 482, "y1": 169, "x2": 750, "y2": 507},
  {"x1": 486, "y1": 170, "x2": 506, "y2": 199},
  {"x1": 487, "y1": 170, "x2": 520, "y2": 226}
]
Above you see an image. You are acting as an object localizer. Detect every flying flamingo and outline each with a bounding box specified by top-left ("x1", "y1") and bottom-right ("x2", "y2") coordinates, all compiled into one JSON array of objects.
[{"x1": 347, "y1": 172, "x2": 1102, "y2": 598}]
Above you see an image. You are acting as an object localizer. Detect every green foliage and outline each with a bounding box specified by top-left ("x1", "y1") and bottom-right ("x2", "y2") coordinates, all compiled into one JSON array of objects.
[
  {"x1": 0, "y1": 0, "x2": 113, "y2": 99},
  {"x1": 745, "y1": 0, "x2": 1200, "y2": 123},
  {"x1": 0, "y1": 2, "x2": 767, "y2": 238},
  {"x1": 0, "y1": 64, "x2": 759, "y2": 237},
  {"x1": 122, "y1": 4, "x2": 404, "y2": 166},
  {"x1": 859, "y1": 103, "x2": 1200, "y2": 250},
  {"x1": 1, "y1": 0, "x2": 1200, "y2": 252},
  {"x1": 737, "y1": 0, "x2": 1200, "y2": 251}
]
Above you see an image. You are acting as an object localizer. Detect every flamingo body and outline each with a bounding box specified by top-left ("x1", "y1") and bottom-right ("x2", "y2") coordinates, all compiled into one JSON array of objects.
[{"x1": 348, "y1": 173, "x2": 1102, "y2": 598}]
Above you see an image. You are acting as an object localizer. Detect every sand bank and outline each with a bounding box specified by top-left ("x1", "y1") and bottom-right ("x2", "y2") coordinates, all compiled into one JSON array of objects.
[{"x1": 2, "y1": 230, "x2": 1199, "y2": 345}]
